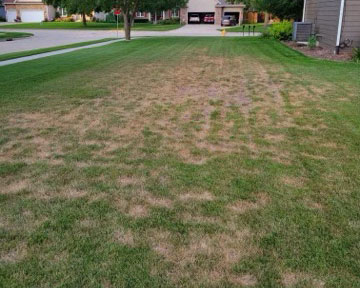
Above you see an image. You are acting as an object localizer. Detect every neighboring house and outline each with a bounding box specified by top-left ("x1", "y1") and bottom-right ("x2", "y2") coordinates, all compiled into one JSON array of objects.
[
  {"x1": 303, "y1": 0, "x2": 360, "y2": 53},
  {"x1": 180, "y1": 0, "x2": 245, "y2": 25},
  {"x1": 4, "y1": 0, "x2": 55, "y2": 22},
  {"x1": 0, "y1": 3, "x2": 6, "y2": 20},
  {"x1": 93, "y1": 10, "x2": 178, "y2": 23}
]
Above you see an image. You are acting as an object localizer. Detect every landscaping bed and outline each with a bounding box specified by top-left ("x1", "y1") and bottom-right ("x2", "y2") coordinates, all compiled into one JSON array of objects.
[{"x1": 285, "y1": 41, "x2": 353, "y2": 61}]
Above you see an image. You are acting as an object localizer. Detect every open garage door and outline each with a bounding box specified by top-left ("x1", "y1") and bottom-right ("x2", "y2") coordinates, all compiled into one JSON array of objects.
[
  {"x1": 188, "y1": 12, "x2": 215, "y2": 24},
  {"x1": 20, "y1": 10, "x2": 44, "y2": 22},
  {"x1": 224, "y1": 12, "x2": 239, "y2": 24},
  {"x1": 6, "y1": 9, "x2": 17, "y2": 22}
]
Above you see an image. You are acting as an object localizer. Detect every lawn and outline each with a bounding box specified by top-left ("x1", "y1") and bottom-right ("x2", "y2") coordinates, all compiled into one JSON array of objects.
[
  {"x1": 0, "y1": 22, "x2": 182, "y2": 31},
  {"x1": 0, "y1": 38, "x2": 115, "y2": 62},
  {"x1": 0, "y1": 31, "x2": 33, "y2": 40},
  {"x1": 222, "y1": 23, "x2": 271, "y2": 33},
  {"x1": 0, "y1": 37, "x2": 359, "y2": 288}
]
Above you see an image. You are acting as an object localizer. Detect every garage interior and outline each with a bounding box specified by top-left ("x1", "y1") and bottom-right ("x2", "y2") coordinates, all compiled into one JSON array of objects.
[
  {"x1": 188, "y1": 12, "x2": 215, "y2": 24},
  {"x1": 223, "y1": 12, "x2": 240, "y2": 24}
]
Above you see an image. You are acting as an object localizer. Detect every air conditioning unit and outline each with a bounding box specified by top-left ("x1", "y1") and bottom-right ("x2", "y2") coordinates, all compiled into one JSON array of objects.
[{"x1": 292, "y1": 22, "x2": 313, "y2": 42}]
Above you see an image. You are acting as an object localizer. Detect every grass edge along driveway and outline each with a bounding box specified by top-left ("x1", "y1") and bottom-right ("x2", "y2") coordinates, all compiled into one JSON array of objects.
[
  {"x1": 0, "y1": 38, "x2": 116, "y2": 62},
  {"x1": 0, "y1": 37, "x2": 359, "y2": 288},
  {"x1": 0, "y1": 31, "x2": 33, "y2": 40}
]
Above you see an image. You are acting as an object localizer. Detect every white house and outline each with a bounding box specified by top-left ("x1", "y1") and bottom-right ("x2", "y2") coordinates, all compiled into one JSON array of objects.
[
  {"x1": 180, "y1": 0, "x2": 245, "y2": 25},
  {"x1": 4, "y1": 0, "x2": 55, "y2": 22}
]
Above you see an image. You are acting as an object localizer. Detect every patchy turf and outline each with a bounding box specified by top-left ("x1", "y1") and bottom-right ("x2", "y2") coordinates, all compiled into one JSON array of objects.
[{"x1": 0, "y1": 37, "x2": 359, "y2": 288}]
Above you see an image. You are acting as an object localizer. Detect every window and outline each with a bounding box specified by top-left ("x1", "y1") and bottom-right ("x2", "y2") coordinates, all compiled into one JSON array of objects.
[
  {"x1": 58, "y1": 8, "x2": 67, "y2": 17},
  {"x1": 172, "y1": 9, "x2": 179, "y2": 18},
  {"x1": 136, "y1": 12, "x2": 145, "y2": 18}
]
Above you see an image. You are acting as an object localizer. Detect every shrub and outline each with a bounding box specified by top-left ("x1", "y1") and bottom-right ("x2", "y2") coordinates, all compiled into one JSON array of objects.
[
  {"x1": 352, "y1": 47, "x2": 360, "y2": 63},
  {"x1": 261, "y1": 30, "x2": 271, "y2": 39},
  {"x1": 158, "y1": 18, "x2": 180, "y2": 25},
  {"x1": 0, "y1": 16, "x2": 6, "y2": 22},
  {"x1": 268, "y1": 20, "x2": 292, "y2": 41},
  {"x1": 308, "y1": 35, "x2": 317, "y2": 50},
  {"x1": 55, "y1": 17, "x2": 74, "y2": 22},
  {"x1": 134, "y1": 18, "x2": 149, "y2": 23}
]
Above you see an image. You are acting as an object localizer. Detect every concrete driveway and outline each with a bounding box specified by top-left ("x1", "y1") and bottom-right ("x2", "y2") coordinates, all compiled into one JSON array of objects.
[{"x1": 0, "y1": 24, "x2": 259, "y2": 54}]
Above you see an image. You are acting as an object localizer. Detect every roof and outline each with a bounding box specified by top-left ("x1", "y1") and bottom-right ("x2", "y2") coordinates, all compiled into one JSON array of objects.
[{"x1": 216, "y1": 0, "x2": 245, "y2": 8}]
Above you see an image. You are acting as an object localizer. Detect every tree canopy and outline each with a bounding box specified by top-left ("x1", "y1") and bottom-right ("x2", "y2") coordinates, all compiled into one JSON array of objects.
[
  {"x1": 43, "y1": 0, "x2": 103, "y2": 25},
  {"x1": 230, "y1": 0, "x2": 304, "y2": 21}
]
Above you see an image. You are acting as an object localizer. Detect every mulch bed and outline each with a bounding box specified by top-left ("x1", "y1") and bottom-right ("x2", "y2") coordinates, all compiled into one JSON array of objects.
[{"x1": 284, "y1": 41, "x2": 353, "y2": 61}]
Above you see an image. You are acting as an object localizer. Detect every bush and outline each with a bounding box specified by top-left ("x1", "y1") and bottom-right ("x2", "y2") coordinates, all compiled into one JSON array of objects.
[
  {"x1": 261, "y1": 30, "x2": 271, "y2": 39},
  {"x1": 268, "y1": 20, "x2": 292, "y2": 41},
  {"x1": 352, "y1": 47, "x2": 360, "y2": 63},
  {"x1": 158, "y1": 18, "x2": 179, "y2": 25},
  {"x1": 308, "y1": 35, "x2": 317, "y2": 50},
  {"x1": 55, "y1": 17, "x2": 74, "y2": 22},
  {"x1": 134, "y1": 18, "x2": 149, "y2": 23},
  {"x1": 0, "y1": 16, "x2": 6, "y2": 22}
]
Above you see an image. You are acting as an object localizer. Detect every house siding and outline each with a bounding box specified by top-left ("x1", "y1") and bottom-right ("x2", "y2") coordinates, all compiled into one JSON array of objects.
[
  {"x1": 342, "y1": 0, "x2": 360, "y2": 47},
  {"x1": 305, "y1": 0, "x2": 360, "y2": 50},
  {"x1": 304, "y1": 0, "x2": 341, "y2": 48}
]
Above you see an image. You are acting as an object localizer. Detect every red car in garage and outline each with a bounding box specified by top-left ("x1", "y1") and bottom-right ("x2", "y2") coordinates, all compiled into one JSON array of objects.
[{"x1": 203, "y1": 14, "x2": 215, "y2": 24}]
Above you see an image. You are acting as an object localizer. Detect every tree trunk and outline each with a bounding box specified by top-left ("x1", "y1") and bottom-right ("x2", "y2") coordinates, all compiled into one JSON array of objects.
[
  {"x1": 123, "y1": 13, "x2": 131, "y2": 40},
  {"x1": 264, "y1": 12, "x2": 269, "y2": 26},
  {"x1": 82, "y1": 12, "x2": 87, "y2": 26}
]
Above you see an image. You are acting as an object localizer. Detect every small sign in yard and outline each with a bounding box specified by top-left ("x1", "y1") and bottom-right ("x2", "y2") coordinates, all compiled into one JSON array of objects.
[{"x1": 114, "y1": 9, "x2": 121, "y2": 38}]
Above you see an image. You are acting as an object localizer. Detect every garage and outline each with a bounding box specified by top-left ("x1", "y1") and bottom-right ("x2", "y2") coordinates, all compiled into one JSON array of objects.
[
  {"x1": 20, "y1": 9, "x2": 44, "y2": 22},
  {"x1": 224, "y1": 12, "x2": 240, "y2": 24},
  {"x1": 188, "y1": 12, "x2": 215, "y2": 24},
  {"x1": 6, "y1": 9, "x2": 17, "y2": 22}
]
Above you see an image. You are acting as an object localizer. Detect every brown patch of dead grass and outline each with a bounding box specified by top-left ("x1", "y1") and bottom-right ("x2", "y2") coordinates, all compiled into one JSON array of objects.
[
  {"x1": 0, "y1": 243, "x2": 27, "y2": 263},
  {"x1": 282, "y1": 272, "x2": 325, "y2": 288},
  {"x1": 147, "y1": 228, "x2": 256, "y2": 284},
  {"x1": 229, "y1": 274, "x2": 257, "y2": 286},
  {"x1": 228, "y1": 193, "x2": 269, "y2": 214},
  {"x1": 114, "y1": 229, "x2": 135, "y2": 246}
]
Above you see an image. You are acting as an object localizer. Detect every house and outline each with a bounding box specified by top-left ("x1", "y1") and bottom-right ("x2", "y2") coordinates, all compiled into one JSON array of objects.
[
  {"x1": 180, "y1": 0, "x2": 245, "y2": 25},
  {"x1": 303, "y1": 0, "x2": 360, "y2": 53},
  {"x1": 4, "y1": 0, "x2": 55, "y2": 22},
  {"x1": 0, "y1": 2, "x2": 6, "y2": 20}
]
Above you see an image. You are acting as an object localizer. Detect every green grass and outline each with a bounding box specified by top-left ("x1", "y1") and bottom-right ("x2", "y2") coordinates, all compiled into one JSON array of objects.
[
  {"x1": 0, "y1": 31, "x2": 33, "y2": 40},
  {"x1": 0, "y1": 22, "x2": 182, "y2": 31},
  {"x1": 0, "y1": 37, "x2": 359, "y2": 287},
  {"x1": 0, "y1": 38, "x2": 116, "y2": 62},
  {"x1": 221, "y1": 23, "x2": 271, "y2": 33}
]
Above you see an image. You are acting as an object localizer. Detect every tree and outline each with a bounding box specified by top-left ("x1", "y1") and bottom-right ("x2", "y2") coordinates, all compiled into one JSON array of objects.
[
  {"x1": 230, "y1": 0, "x2": 304, "y2": 21},
  {"x1": 101, "y1": 0, "x2": 141, "y2": 40},
  {"x1": 140, "y1": 0, "x2": 187, "y2": 24},
  {"x1": 102, "y1": 0, "x2": 187, "y2": 40},
  {"x1": 44, "y1": 0, "x2": 102, "y2": 26}
]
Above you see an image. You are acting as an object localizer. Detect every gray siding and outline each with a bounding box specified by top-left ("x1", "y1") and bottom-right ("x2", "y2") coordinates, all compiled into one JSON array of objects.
[
  {"x1": 343, "y1": 0, "x2": 360, "y2": 47},
  {"x1": 304, "y1": 0, "x2": 341, "y2": 48},
  {"x1": 305, "y1": 0, "x2": 360, "y2": 50}
]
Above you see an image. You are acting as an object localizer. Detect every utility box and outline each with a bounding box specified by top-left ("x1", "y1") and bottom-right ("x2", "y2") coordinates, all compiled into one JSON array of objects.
[{"x1": 293, "y1": 22, "x2": 313, "y2": 42}]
